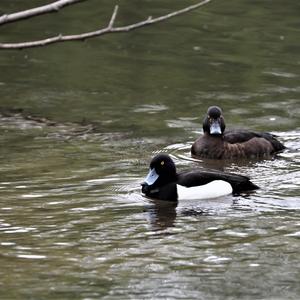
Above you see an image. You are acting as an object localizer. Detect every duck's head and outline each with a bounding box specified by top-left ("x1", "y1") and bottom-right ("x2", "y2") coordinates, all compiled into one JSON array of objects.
[
  {"x1": 203, "y1": 106, "x2": 226, "y2": 135},
  {"x1": 141, "y1": 154, "x2": 177, "y2": 196}
]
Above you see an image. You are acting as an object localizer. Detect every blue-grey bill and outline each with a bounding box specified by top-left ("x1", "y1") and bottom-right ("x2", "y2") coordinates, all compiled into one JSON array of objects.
[
  {"x1": 144, "y1": 168, "x2": 159, "y2": 185},
  {"x1": 210, "y1": 121, "x2": 222, "y2": 135}
]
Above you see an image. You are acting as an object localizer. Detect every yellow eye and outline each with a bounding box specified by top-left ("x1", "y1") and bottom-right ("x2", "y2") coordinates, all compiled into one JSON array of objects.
[{"x1": 161, "y1": 161, "x2": 164, "y2": 166}]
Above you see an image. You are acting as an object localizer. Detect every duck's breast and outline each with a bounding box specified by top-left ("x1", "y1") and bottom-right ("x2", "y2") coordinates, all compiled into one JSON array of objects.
[{"x1": 191, "y1": 135, "x2": 225, "y2": 159}]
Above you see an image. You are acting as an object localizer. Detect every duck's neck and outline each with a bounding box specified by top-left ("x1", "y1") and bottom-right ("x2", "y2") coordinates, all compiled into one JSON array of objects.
[
  {"x1": 206, "y1": 132, "x2": 224, "y2": 139},
  {"x1": 149, "y1": 182, "x2": 178, "y2": 202},
  {"x1": 202, "y1": 133, "x2": 225, "y2": 159}
]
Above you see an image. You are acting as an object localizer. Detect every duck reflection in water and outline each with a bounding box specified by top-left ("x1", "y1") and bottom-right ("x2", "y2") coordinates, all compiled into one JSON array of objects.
[
  {"x1": 145, "y1": 199, "x2": 178, "y2": 230},
  {"x1": 145, "y1": 199, "x2": 210, "y2": 231}
]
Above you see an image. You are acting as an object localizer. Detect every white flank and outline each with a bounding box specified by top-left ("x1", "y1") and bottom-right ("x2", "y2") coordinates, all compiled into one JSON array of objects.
[{"x1": 177, "y1": 180, "x2": 233, "y2": 200}]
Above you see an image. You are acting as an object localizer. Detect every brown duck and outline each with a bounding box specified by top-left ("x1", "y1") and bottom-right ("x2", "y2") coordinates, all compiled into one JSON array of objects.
[{"x1": 191, "y1": 106, "x2": 285, "y2": 159}]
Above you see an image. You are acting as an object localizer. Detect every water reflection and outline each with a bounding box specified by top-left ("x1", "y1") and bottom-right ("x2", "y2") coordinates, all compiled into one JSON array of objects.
[
  {"x1": 143, "y1": 192, "x2": 262, "y2": 232},
  {"x1": 145, "y1": 199, "x2": 178, "y2": 230}
]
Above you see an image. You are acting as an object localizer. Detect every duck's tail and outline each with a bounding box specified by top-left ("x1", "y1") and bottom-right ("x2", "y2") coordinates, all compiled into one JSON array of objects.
[
  {"x1": 212, "y1": 171, "x2": 259, "y2": 193},
  {"x1": 261, "y1": 132, "x2": 286, "y2": 152}
]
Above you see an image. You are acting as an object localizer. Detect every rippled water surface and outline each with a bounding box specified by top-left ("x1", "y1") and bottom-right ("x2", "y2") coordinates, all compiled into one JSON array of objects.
[{"x1": 0, "y1": 0, "x2": 300, "y2": 299}]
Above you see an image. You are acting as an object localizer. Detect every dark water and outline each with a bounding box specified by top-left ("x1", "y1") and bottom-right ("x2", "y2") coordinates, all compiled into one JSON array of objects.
[{"x1": 0, "y1": 0, "x2": 299, "y2": 299}]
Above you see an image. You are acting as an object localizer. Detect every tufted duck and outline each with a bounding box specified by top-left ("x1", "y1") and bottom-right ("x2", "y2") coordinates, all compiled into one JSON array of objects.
[
  {"x1": 141, "y1": 154, "x2": 258, "y2": 201},
  {"x1": 191, "y1": 106, "x2": 285, "y2": 159}
]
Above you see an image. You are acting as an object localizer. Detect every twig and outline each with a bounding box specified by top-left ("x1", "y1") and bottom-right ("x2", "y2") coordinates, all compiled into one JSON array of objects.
[
  {"x1": 0, "y1": 0, "x2": 86, "y2": 25},
  {"x1": 0, "y1": 0, "x2": 211, "y2": 50},
  {"x1": 108, "y1": 5, "x2": 118, "y2": 29}
]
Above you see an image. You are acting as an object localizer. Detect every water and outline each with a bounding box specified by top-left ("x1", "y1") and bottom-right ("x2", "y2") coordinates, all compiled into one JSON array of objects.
[{"x1": 0, "y1": 0, "x2": 300, "y2": 299}]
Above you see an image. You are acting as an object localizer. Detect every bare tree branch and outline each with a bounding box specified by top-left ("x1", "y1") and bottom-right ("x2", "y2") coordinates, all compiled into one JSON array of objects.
[
  {"x1": 0, "y1": 0, "x2": 86, "y2": 26},
  {"x1": 0, "y1": 0, "x2": 211, "y2": 50}
]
